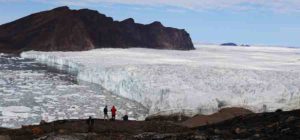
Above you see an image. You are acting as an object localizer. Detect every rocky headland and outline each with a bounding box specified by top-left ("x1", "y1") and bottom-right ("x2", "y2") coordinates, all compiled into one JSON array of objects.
[{"x1": 0, "y1": 6, "x2": 194, "y2": 53}]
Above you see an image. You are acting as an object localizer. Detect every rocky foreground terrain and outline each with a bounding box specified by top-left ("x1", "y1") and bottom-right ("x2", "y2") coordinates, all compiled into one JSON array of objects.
[
  {"x1": 0, "y1": 6, "x2": 194, "y2": 53},
  {"x1": 0, "y1": 108, "x2": 300, "y2": 140}
]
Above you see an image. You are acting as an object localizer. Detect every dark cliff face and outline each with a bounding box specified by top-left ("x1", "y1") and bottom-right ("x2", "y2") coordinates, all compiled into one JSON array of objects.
[{"x1": 0, "y1": 6, "x2": 194, "y2": 53}]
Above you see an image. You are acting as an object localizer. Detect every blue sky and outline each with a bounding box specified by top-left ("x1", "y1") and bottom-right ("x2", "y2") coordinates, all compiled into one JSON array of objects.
[{"x1": 0, "y1": 0, "x2": 300, "y2": 47}]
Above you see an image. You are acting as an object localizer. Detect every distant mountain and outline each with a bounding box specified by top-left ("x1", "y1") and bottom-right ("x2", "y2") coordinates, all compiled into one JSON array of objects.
[
  {"x1": 241, "y1": 44, "x2": 251, "y2": 47},
  {"x1": 0, "y1": 6, "x2": 194, "y2": 53},
  {"x1": 221, "y1": 43, "x2": 238, "y2": 46},
  {"x1": 221, "y1": 43, "x2": 251, "y2": 47}
]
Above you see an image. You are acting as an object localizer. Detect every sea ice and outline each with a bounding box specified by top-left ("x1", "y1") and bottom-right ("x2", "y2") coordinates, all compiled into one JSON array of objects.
[{"x1": 0, "y1": 55, "x2": 148, "y2": 128}]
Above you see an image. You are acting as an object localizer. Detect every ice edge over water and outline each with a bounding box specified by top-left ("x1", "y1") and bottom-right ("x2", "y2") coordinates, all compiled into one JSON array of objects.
[
  {"x1": 21, "y1": 45, "x2": 300, "y2": 116},
  {"x1": 0, "y1": 55, "x2": 148, "y2": 128}
]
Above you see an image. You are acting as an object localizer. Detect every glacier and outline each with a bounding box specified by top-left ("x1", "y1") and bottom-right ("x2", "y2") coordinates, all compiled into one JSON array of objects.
[{"x1": 21, "y1": 45, "x2": 300, "y2": 116}]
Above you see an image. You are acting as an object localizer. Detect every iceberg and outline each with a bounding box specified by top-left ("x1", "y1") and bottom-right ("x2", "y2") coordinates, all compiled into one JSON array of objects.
[{"x1": 21, "y1": 45, "x2": 300, "y2": 116}]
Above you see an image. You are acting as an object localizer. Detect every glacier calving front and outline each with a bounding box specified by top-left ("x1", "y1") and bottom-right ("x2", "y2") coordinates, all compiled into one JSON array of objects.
[{"x1": 21, "y1": 45, "x2": 300, "y2": 116}]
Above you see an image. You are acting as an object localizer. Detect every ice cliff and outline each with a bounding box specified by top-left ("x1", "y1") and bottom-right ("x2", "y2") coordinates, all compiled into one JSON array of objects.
[{"x1": 21, "y1": 45, "x2": 300, "y2": 116}]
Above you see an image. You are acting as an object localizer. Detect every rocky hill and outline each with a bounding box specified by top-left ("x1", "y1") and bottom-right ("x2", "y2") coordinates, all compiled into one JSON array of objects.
[{"x1": 0, "y1": 6, "x2": 194, "y2": 53}]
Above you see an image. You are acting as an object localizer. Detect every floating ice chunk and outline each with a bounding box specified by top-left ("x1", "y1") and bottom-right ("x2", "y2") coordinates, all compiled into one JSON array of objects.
[
  {"x1": 0, "y1": 106, "x2": 33, "y2": 119},
  {"x1": 0, "y1": 79, "x2": 6, "y2": 85},
  {"x1": 3, "y1": 98, "x2": 20, "y2": 102},
  {"x1": 94, "y1": 95, "x2": 106, "y2": 98},
  {"x1": 3, "y1": 89, "x2": 15, "y2": 93},
  {"x1": 128, "y1": 117, "x2": 135, "y2": 120},
  {"x1": 1, "y1": 123, "x2": 16, "y2": 128},
  {"x1": 84, "y1": 113, "x2": 96, "y2": 117},
  {"x1": 0, "y1": 106, "x2": 31, "y2": 112}
]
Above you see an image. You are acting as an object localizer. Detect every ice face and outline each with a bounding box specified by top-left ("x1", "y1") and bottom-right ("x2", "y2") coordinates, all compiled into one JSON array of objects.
[
  {"x1": 0, "y1": 55, "x2": 148, "y2": 128},
  {"x1": 21, "y1": 45, "x2": 300, "y2": 116}
]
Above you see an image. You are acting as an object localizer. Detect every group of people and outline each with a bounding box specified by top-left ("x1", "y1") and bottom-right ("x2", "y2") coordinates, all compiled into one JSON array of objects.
[
  {"x1": 103, "y1": 105, "x2": 128, "y2": 121},
  {"x1": 86, "y1": 105, "x2": 129, "y2": 132}
]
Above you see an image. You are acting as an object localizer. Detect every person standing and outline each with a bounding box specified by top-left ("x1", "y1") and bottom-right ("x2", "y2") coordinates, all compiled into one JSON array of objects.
[
  {"x1": 103, "y1": 105, "x2": 109, "y2": 120},
  {"x1": 86, "y1": 116, "x2": 94, "y2": 132},
  {"x1": 122, "y1": 114, "x2": 128, "y2": 121},
  {"x1": 111, "y1": 106, "x2": 117, "y2": 121}
]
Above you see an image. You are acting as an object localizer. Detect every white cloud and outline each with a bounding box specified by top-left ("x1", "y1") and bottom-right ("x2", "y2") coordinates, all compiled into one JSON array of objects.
[{"x1": 7, "y1": 0, "x2": 300, "y2": 13}]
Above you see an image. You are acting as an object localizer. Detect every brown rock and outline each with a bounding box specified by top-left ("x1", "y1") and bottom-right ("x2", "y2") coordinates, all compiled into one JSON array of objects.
[
  {"x1": 0, "y1": 6, "x2": 194, "y2": 53},
  {"x1": 286, "y1": 116, "x2": 297, "y2": 123},
  {"x1": 31, "y1": 127, "x2": 44, "y2": 135},
  {"x1": 0, "y1": 135, "x2": 11, "y2": 140},
  {"x1": 181, "y1": 107, "x2": 253, "y2": 128},
  {"x1": 214, "y1": 129, "x2": 221, "y2": 134},
  {"x1": 39, "y1": 120, "x2": 47, "y2": 125},
  {"x1": 235, "y1": 127, "x2": 241, "y2": 134},
  {"x1": 59, "y1": 129, "x2": 65, "y2": 134},
  {"x1": 234, "y1": 127, "x2": 247, "y2": 135},
  {"x1": 267, "y1": 122, "x2": 279, "y2": 128}
]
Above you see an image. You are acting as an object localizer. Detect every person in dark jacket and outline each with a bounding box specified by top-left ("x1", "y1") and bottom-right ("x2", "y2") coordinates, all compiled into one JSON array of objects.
[
  {"x1": 103, "y1": 105, "x2": 108, "y2": 120},
  {"x1": 111, "y1": 106, "x2": 117, "y2": 121},
  {"x1": 86, "y1": 116, "x2": 94, "y2": 132},
  {"x1": 122, "y1": 114, "x2": 128, "y2": 121}
]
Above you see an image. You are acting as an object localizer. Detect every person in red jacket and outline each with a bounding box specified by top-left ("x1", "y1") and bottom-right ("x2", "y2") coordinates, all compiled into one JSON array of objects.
[{"x1": 111, "y1": 106, "x2": 117, "y2": 120}]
